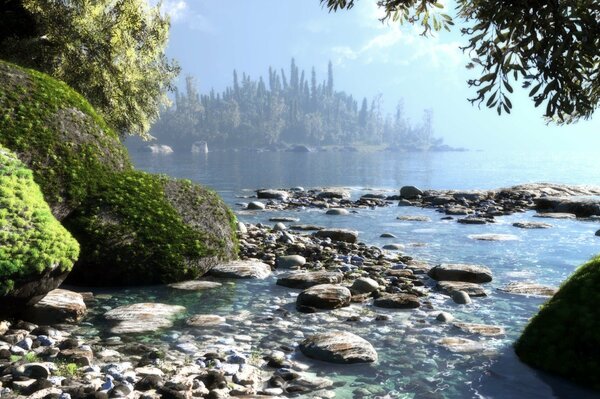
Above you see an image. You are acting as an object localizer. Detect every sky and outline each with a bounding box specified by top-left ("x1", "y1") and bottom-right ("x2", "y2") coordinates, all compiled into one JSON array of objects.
[{"x1": 154, "y1": 0, "x2": 600, "y2": 152}]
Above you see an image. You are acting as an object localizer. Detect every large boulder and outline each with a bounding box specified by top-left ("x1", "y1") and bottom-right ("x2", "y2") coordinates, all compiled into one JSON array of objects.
[
  {"x1": 276, "y1": 271, "x2": 344, "y2": 289},
  {"x1": 0, "y1": 147, "x2": 79, "y2": 316},
  {"x1": 314, "y1": 229, "x2": 359, "y2": 243},
  {"x1": 105, "y1": 303, "x2": 186, "y2": 334},
  {"x1": 299, "y1": 331, "x2": 377, "y2": 364},
  {"x1": 428, "y1": 263, "x2": 493, "y2": 284},
  {"x1": 0, "y1": 61, "x2": 130, "y2": 220},
  {"x1": 65, "y1": 172, "x2": 238, "y2": 286},
  {"x1": 209, "y1": 260, "x2": 271, "y2": 279},
  {"x1": 296, "y1": 284, "x2": 351, "y2": 310},
  {"x1": 515, "y1": 256, "x2": 600, "y2": 389},
  {"x1": 22, "y1": 289, "x2": 86, "y2": 324}
]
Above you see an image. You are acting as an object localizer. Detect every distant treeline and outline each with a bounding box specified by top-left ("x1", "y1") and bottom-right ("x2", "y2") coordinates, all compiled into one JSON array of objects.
[{"x1": 150, "y1": 59, "x2": 444, "y2": 151}]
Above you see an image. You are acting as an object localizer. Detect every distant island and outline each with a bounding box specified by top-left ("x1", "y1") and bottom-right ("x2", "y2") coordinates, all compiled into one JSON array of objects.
[{"x1": 140, "y1": 59, "x2": 465, "y2": 153}]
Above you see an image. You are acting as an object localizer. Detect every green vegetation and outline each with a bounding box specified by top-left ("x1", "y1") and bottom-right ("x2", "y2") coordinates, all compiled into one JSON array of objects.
[
  {"x1": 0, "y1": 0, "x2": 179, "y2": 138},
  {"x1": 65, "y1": 171, "x2": 238, "y2": 286},
  {"x1": 0, "y1": 145, "x2": 79, "y2": 295},
  {"x1": 151, "y1": 59, "x2": 442, "y2": 150},
  {"x1": 54, "y1": 361, "x2": 79, "y2": 377},
  {"x1": 322, "y1": 0, "x2": 600, "y2": 123},
  {"x1": 515, "y1": 256, "x2": 600, "y2": 389},
  {"x1": 0, "y1": 60, "x2": 130, "y2": 219}
]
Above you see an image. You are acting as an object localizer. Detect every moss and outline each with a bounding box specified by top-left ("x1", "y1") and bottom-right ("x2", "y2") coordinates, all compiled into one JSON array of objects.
[
  {"x1": 64, "y1": 171, "x2": 237, "y2": 285},
  {"x1": 515, "y1": 255, "x2": 600, "y2": 389},
  {"x1": 0, "y1": 60, "x2": 130, "y2": 219},
  {"x1": 0, "y1": 146, "x2": 79, "y2": 295}
]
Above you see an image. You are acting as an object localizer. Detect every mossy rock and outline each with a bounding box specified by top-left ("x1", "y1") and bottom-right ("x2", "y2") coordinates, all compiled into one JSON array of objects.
[
  {"x1": 64, "y1": 171, "x2": 238, "y2": 286},
  {"x1": 0, "y1": 146, "x2": 79, "y2": 315},
  {"x1": 515, "y1": 255, "x2": 600, "y2": 389},
  {"x1": 0, "y1": 60, "x2": 130, "y2": 220}
]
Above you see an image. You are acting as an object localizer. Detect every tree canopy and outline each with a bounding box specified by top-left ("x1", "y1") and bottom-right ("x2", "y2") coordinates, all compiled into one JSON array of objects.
[
  {"x1": 322, "y1": 0, "x2": 600, "y2": 124},
  {"x1": 0, "y1": 0, "x2": 179, "y2": 138}
]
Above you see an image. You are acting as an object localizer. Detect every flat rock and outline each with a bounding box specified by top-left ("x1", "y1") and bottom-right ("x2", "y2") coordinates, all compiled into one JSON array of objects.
[
  {"x1": 468, "y1": 234, "x2": 519, "y2": 241},
  {"x1": 256, "y1": 189, "x2": 288, "y2": 201},
  {"x1": 186, "y1": 314, "x2": 226, "y2": 327},
  {"x1": 296, "y1": 284, "x2": 351, "y2": 310},
  {"x1": 210, "y1": 260, "x2": 271, "y2": 279},
  {"x1": 436, "y1": 281, "x2": 488, "y2": 297},
  {"x1": 316, "y1": 189, "x2": 351, "y2": 200},
  {"x1": 22, "y1": 289, "x2": 86, "y2": 324},
  {"x1": 457, "y1": 217, "x2": 489, "y2": 225},
  {"x1": 168, "y1": 281, "x2": 222, "y2": 290},
  {"x1": 533, "y1": 212, "x2": 575, "y2": 219},
  {"x1": 276, "y1": 271, "x2": 344, "y2": 289},
  {"x1": 373, "y1": 293, "x2": 420, "y2": 309},
  {"x1": 104, "y1": 303, "x2": 185, "y2": 334},
  {"x1": 380, "y1": 233, "x2": 396, "y2": 238},
  {"x1": 290, "y1": 224, "x2": 324, "y2": 231},
  {"x1": 436, "y1": 337, "x2": 486, "y2": 353},
  {"x1": 276, "y1": 255, "x2": 306, "y2": 269},
  {"x1": 314, "y1": 229, "x2": 358, "y2": 243},
  {"x1": 269, "y1": 217, "x2": 300, "y2": 222},
  {"x1": 299, "y1": 331, "x2": 377, "y2": 364},
  {"x1": 382, "y1": 243, "x2": 404, "y2": 250},
  {"x1": 453, "y1": 322, "x2": 505, "y2": 336},
  {"x1": 428, "y1": 263, "x2": 493, "y2": 283},
  {"x1": 326, "y1": 208, "x2": 350, "y2": 216},
  {"x1": 512, "y1": 222, "x2": 552, "y2": 229},
  {"x1": 397, "y1": 215, "x2": 430, "y2": 222},
  {"x1": 498, "y1": 282, "x2": 557, "y2": 297}
]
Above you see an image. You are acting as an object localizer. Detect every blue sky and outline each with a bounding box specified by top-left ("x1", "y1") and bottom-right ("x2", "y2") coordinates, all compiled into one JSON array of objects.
[{"x1": 156, "y1": 0, "x2": 600, "y2": 151}]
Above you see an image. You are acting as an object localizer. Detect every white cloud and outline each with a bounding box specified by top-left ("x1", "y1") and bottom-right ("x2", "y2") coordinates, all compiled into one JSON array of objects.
[
  {"x1": 161, "y1": 0, "x2": 188, "y2": 22},
  {"x1": 148, "y1": 0, "x2": 214, "y2": 33}
]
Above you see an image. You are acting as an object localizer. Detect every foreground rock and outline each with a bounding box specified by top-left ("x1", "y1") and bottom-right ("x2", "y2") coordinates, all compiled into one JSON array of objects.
[
  {"x1": 168, "y1": 280, "x2": 222, "y2": 290},
  {"x1": 296, "y1": 284, "x2": 351, "y2": 310},
  {"x1": 437, "y1": 281, "x2": 488, "y2": 297},
  {"x1": 454, "y1": 322, "x2": 505, "y2": 336},
  {"x1": 535, "y1": 196, "x2": 600, "y2": 217},
  {"x1": 22, "y1": 289, "x2": 86, "y2": 324},
  {"x1": 277, "y1": 271, "x2": 344, "y2": 289},
  {"x1": 209, "y1": 260, "x2": 272, "y2": 279},
  {"x1": 373, "y1": 293, "x2": 420, "y2": 309},
  {"x1": 498, "y1": 282, "x2": 557, "y2": 297},
  {"x1": 314, "y1": 229, "x2": 359, "y2": 243},
  {"x1": 350, "y1": 277, "x2": 380, "y2": 294},
  {"x1": 428, "y1": 263, "x2": 493, "y2": 283},
  {"x1": 104, "y1": 303, "x2": 186, "y2": 334},
  {"x1": 300, "y1": 332, "x2": 378, "y2": 364}
]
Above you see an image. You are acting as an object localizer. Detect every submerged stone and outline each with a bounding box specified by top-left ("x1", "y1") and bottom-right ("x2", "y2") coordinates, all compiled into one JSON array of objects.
[
  {"x1": 104, "y1": 303, "x2": 186, "y2": 334},
  {"x1": 210, "y1": 260, "x2": 271, "y2": 279},
  {"x1": 299, "y1": 331, "x2": 377, "y2": 364}
]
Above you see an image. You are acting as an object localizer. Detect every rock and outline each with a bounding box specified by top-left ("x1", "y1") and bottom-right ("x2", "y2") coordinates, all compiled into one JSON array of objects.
[
  {"x1": 135, "y1": 375, "x2": 164, "y2": 391},
  {"x1": 21, "y1": 363, "x2": 51, "y2": 379},
  {"x1": 314, "y1": 229, "x2": 359, "y2": 243},
  {"x1": 361, "y1": 193, "x2": 387, "y2": 199},
  {"x1": 468, "y1": 234, "x2": 519, "y2": 241},
  {"x1": 299, "y1": 331, "x2": 377, "y2": 364},
  {"x1": 437, "y1": 281, "x2": 488, "y2": 297},
  {"x1": 168, "y1": 281, "x2": 222, "y2": 291},
  {"x1": 436, "y1": 312, "x2": 454, "y2": 323},
  {"x1": 276, "y1": 255, "x2": 306, "y2": 269},
  {"x1": 210, "y1": 260, "x2": 271, "y2": 279},
  {"x1": 382, "y1": 244, "x2": 404, "y2": 250},
  {"x1": 513, "y1": 222, "x2": 552, "y2": 229},
  {"x1": 454, "y1": 322, "x2": 505, "y2": 336},
  {"x1": 400, "y1": 186, "x2": 423, "y2": 199},
  {"x1": 428, "y1": 263, "x2": 493, "y2": 283},
  {"x1": 380, "y1": 233, "x2": 396, "y2": 238},
  {"x1": 398, "y1": 199, "x2": 414, "y2": 206},
  {"x1": 535, "y1": 196, "x2": 600, "y2": 217},
  {"x1": 276, "y1": 272, "x2": 344, "y2": 289},
  {"x1": 104, "y1": 303, "x2": 186, "y2": 334},
  {"x1": 141, "y1": 144, "x2": 173, "y2": 154},
  {"x1": 373, "y1": 293, "x2": 420, "y2": 309},
  {"x1": 272, "y1": 222, "x2": 286, "y2": 231},
  {"x1": 325, "y1": 208, "x2": 350, "y2": 216},
  {"x1": 58, "y1": 347, "x2": 94, "y2": 366},
  {"x1": 457, "y1": 217, "x2": 488, "y2": 225},
  {"x1": 191, "y1": 140, "x2": 208, "y2": 154},
  {"x1": 596, "y1": 229, "x2": 600, "y2": 237},
  {"x1": 0, "y1": 147, "x2": 80, "y2": 316},
  {"x1": 396, "y1": 215, "x2": 430, "y2": 222},
  {"x1": 451, "y1": 291, "x2": 472, "y2": 304},
  {"x1": 287, "y1": 144, "x2": 312, "y2": 153},
  {"x1": 237, "y1": 222, "x2": 248, "y2": 234},
  {"x1": 269, "y1": 217, "x2": 300, "y2": 222},
  {"x1": 186, "y1": 314, "x2": 226, "y2": 327},
  {"x1": 290, "y1": 224, "x2": 324, "y2": 231},
  {"x1": 316, "y1": 189, "x2": 350, "y2": 200},
  {"x1": 350, "y1": 277, "x2": 380, "y2": 294},
  {"x1": 256, "y1": 189, "x2": 288, "y2": 201},
  {"x1": 436, "y1": 337, "x2": 485, "y2": 353},
  {"x1": 247, "y1": 201, "x2": 266, "y2": 210},
  {"x1": 533, "y1": 212, "x2": 576, "y2": 219},
  {"x1": 297, "y1": 284, "x2": 351, "y2": 310},
  {"x1": 22, "y1": 289, "x2": 86, "y2": 324},
  {"x1": 498, "y1": 282, "x2": 557, "y2": 297}
]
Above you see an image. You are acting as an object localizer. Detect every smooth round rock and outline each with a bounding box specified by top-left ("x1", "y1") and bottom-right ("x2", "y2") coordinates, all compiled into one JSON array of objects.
[
  {"x1": 400, "y1": 186, "x2": 423, "y2": 199},
  {"x1": 296, "y1": 284, "x2": 351, "y2": 310},
  {"x1": 428, "y1": 263, "x2": 493, "y2": 283},
  {"x1": 326, "y1": 208, "x2": 350, "y2": 216},
  {"x1": 380, "y1": 233, "x2": 396, "y2": 238},
  {"x1": 452, "y1": 291, "x2": 472, "y2": 304},
  {"x1": 256, "y1": 189, "x2": 288, "y2": 201},
  {"x1": 276, "y1": 255, "x2": 306, "y2": 269},
  {"x1": 246, "y1": 201, "x2": 266, "y2": 210},
  {"x1": 299, "y1": 331, "x2": 377, "y2": 364},
  {"x1": 272, "y1": 222, "x2": 287, "y2": 231},
  {"x1": 350, "y1": 277, "x2": 379, "y2": 294},
  {"x1": 436, "y1": 312, "x2": 454, "y2": 323},
  {"x1": 596, "y1": 229, "x2": 600, "y2": 237},
  {"x1": 382, "y1": 244, "x2": 404, "y2": 250},
  {"x1": 236, "y1": 221, "x2": 247, "y2": 234},
  {"x1": 373, "y1": 293, "x2": 420, "y2": 309},
  {"x1": 186, "y1": 314, "x2": 226, "y2": 327},
  {"x1": 314, "y1": 229, "x2": 358, "y2": 243}
]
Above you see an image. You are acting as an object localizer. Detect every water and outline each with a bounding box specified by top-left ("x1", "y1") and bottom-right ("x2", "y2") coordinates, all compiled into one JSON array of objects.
[{"x1": 87, "y1": 149, "x2": 600, "y2": 398}]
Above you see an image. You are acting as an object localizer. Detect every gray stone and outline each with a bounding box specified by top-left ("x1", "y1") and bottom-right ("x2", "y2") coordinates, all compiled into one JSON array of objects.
[
  {"x1": 533, "y1": 212, "x2": 575, "y2": 219},
  {"x1": 382, "y1": 244, "x2": 404, "y2": 250},
  {"x1": 396, "y1": 215, "x2": 430, "y2": 222},
  {"x1": 276, "y1": 255, "x2": 306, "y2": 269},
  {"x1": 380, "y1": 233, "x2": 396, "y2": 238},
  {"x1": 400, "y1": 186, "x2": 423, "y2": 199},
  {"x1": 316, "y1": 189, "x2": 350, "y2": 200},
  {"x1": 168, "y1": 281, "x2": 222, "y2": 291},
  {"x1": 498, "y1": 282, "x2": 557, "y2": 297},
  {"x1": 256, "y1": 189, "x2": 288, "y2": 201},
  {"x1": 104, "y1": 303, "x2": 186, "y2": 334},
  {"x1": 512, "y1": 221, "x2": 552, "y2": 229},
  {"x1": 373, "y1": 293, "x2": 420, "y2": 309},
  {"x1": 186, "y1": 314, "x2": 226, "y2": 327},
  {"x1": 22, "y1": 289, "x2": 86, "y2": 324},
  {"x1": 236, "y1": 221, "x2": 247, "y2": 234},
  {"x1": 468, "y1": 234, "x2": 518, "y2": 241},
  {"x1": 290, "y1": 224, "x2": 324, "y2": 231},
  {"x1": 451, "y1": 291, "x2": 472, "y2": 304},
  {"x1": 350, "y1": 277, "x2": 379, "y2": 294},
  {"x1": 596, "y1": 229, "x2": 600, "y2": 237},
  {"x1": 314, "y1": 229, "x2": 358, "y2": 243},
  {"x1": 269, "y1": 217, "x2": 300, "y2": 222},
  {"x1": 437, "y1": 281, "x2": 488, "y2": 297},
  {"x1": 276, "y1": 271, "x2": 344, "y2": 289},
  {"x1": 428, "y1": 263, "x2": 493, "y2": 283},
  {"x1": 326, "y1": 208, "x2": 350, "y2": 216},
  {"x1": 210, "y1": 260, "x2": 271, "y2": 279},
  {"x1": 453, "y1": 322, "x2": 505, "y2": 336},
  {"x1": 457, "y1": 217, "x2": 488, "y2": 225},
  {"x1": 436, "y1": 312, "x2": 454, "y2": 323},
  {"x1": 272, "y1": 222, "x2": 287, "y2": 231},
  {"x1": 246, "y1": 201, "x2": 266, "y2": 210},
  {"x1": 296, "y1": 284, "x2": 351, "y2": 310},
  {"x1": 436, "y1": 337, "x2": 485, "y2": 353},
  {"x1": 299, "y1": 331, "x2": 377, "y2": 364}
]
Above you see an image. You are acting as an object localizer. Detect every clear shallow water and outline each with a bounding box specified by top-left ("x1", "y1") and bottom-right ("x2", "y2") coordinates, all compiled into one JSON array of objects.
[{"x1": 85, "y1": 150, "x2": 599, "y2": 398}]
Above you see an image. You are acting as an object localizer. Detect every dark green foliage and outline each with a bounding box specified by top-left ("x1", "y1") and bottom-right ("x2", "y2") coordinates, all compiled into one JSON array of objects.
[
  {"x1": 64, "y1": 171, "x2": 237, "y2": 286},
  {"x1": 0, "y1": 60, "x2": 130, "y2": 219},
  {"x1": 515, "y1": 256, "x2": 600, "y2": 389},
  {"x1": 151, "y1": 59, "x2": 441, "y2": 150},
  {"x1": 0, "y1": 145, "x2": 79, "y2": 295},
  {"x1": 322, "y1": 0, "x2": 600, "y2": 123}
]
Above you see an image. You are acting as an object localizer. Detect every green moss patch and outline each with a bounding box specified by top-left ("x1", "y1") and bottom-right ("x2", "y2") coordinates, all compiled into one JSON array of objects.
[
  {"x1": 64, "y1": 171, "x2": 237, "y2": 286},
  {"x1": 515, "y1": 255, "x2": 600, "y2": 389},
  {"x1": 0, "y1": 145, "x2": 79, "y2": 295},
  {"x1": 0, "y1": 60, "x2": 130, "y2": 219}
]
